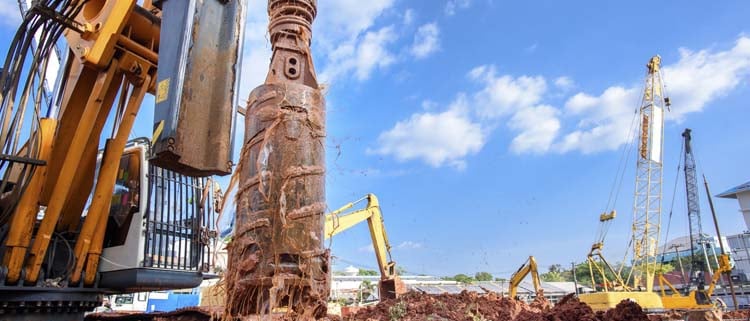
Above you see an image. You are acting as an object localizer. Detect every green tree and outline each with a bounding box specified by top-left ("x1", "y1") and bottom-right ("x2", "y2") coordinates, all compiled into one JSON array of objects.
[
  {"x1": 449, "y1": 274, "x2": 476, "y2": 284},
  {"x1": 475, "y1": 272, "x2": 493, "y2": 282},
  {"x1": 359, "y1": 268, "x2": 378, "y2": 276},
  {"x1": 541, "y1": 271, "x2": 566, "y2": 282},
  {"x1": 548, "y1": 264, "x2": 563, "y2": 274}
]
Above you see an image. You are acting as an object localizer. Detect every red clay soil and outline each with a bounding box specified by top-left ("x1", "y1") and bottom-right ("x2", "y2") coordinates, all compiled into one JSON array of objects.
[
  {"x1": 345, "y1": 291, "x2": 657, "y2": 321},
  {"x1": 723, "y1": 309, "x2": 750, "y2": 319}
]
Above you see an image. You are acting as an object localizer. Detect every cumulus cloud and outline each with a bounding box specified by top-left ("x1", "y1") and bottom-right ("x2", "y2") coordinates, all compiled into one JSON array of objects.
[
  {"x1": 445, "y1": 0, "x2": 472, "y2": 16},
  {"x1": 321, "y1": 26, "x2": 397, "y2": 82},
  {"x1": 316, "y1": 0, "x2": 396, "y2": 47},
  {"x1": 238, "y1": 0, "x2": 272, "y2": 99},
  {"x1": 469, "y1": 65, "x2": 547, "y2": 119},
  {"x1": 664, "y1": 37, "x2": 750, "y2": 120},
  {"x1": 372, "y1": 36, "x2": 750, "y2": 167},
  {"x1": 410, "y1": 23, "x2": 440, "y2": 59},
  {"x1": 403, "y1": 9, "x2": 415, "y2": 25},
  {"x1": 556, "y1": 87, "x2": 639, "y2": 154},
  {"x1": 370, "y1": 95, "x2": 485, "y2": 170},
  {"x1": 557, "y1": 36, "x2": 750, "y2": 153},
  {"x1": 554, "y1": 76, "x2": 575, "y2": 91},
  {"x1": 509, "y1": 105, "x2": 561, "y2": 154}
]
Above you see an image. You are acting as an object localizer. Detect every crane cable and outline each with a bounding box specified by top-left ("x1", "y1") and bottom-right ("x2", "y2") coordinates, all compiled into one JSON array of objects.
[
  {"x1": 659, "y1": 141, "x2": 684, "y2": 270},
  {"x1": 594, "y1": 103, "x2": 640, "y2": 245}
]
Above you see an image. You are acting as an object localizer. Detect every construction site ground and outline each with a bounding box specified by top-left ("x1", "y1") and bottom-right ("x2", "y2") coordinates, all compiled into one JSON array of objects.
[{"x1": 83, "y1": 291, "x2": 750, "y2": 321}]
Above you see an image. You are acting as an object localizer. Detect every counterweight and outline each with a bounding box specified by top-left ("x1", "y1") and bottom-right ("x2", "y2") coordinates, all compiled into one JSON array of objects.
[{"x1": 225, "y1": 0, "x2": 329, "y2": 318}]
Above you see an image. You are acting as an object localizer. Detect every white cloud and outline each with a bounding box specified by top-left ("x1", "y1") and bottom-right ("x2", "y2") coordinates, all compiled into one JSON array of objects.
[
  {"x1": 403, "y1": 9, "x2": 415, "y2": 25},
  {"x1": 509, "y1": 105, "x2": 561, "y2": 154},
  {"x1": 664, "y1": 37, "x2": 750, "y2": 120},
  {"x1": 557, "y1": 36, "x2": 750, "y2": 153},
  {"x1": 396, "y1": 241, "x2": 424, "y2": 250},
  {"x1": 556, "y1": 87, "x2": 640, "y2": 154},
  {"x1": 469, "y1": 65, "x2": 547, "y2": 119},
  {"x1": 238, "y1": 0, "x2": 272, "y2": 99},
  {"x1": 314, "y1": 0, "x2": 399, "y2": 83},
  {"x1": 371, "y1": 35, "x2": 750, "y2": 167},
  {"x1": 321, "y1": 26, "x2": 398, "y2": 82},
  {"x1": 316, "y1": 0, "x2": 396, "y2": 47},
  {"x1": 410, "y1": 23, "x2": 440, "y2": 59},
  {"x1": 0, "y1": 2, "x2": 20, "y2": 26},
  {"x1": 445, "y1": 0, "x2": 472, "y2": 16},
  {"x1": 554, "y1": 76, "x2": 575, "y2": 91},
  {"x1": 371, "y1": 95, "x2": 485, "y2": 170}
]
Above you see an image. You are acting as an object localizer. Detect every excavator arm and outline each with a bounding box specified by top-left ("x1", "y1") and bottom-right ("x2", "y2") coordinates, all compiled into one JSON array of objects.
[
  {"x1": 324, "y1": 194, "x2": 405, "y2": 299},
  {"x1": 509, "y1": 256, "x2": 542, "y2": 298}
]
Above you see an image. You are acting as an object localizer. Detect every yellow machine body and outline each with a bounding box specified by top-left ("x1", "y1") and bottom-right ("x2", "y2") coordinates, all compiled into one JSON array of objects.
[{"x1": 579, "y1": 291, "x2": 664, "y2": 311}]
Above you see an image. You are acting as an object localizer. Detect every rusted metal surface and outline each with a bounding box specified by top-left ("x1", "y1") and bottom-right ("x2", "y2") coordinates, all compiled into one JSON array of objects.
[
  {"x1": 151, "y1": 0, "x2": 245, "y2": 177},
  {"x1": 225, "y1": 0, "x2": 328, "y2": 319}
]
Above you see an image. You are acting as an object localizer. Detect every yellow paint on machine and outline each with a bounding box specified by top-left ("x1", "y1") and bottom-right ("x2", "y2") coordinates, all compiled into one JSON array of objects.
[
  {"x1": 152, "y1": 120, "x2": 165, "y2": 145},
  {"x1": 579, "y1": 292, "x2": 664, "y2": 311},
  {"x1": 156, "y1": 78, "x2": 170, "y2": 103}
]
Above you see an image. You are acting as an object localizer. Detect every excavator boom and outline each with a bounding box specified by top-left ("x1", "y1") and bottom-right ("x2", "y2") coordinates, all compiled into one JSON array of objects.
[
  {"x1": 509, "y1": 256, "x2": 542, "y2": 298},
  {"x1": 325, "y1": 194, "x2": 406, "y2": 299}
]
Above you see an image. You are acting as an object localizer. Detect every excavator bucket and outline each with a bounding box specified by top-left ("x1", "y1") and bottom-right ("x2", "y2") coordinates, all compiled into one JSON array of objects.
[{"x1": 379, "y1": 276, "x2": 407, "y2": 300}]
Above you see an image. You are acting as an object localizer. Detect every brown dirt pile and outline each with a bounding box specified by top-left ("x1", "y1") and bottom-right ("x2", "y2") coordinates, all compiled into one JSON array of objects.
[
  {"x1": 344, "y1": 291, "x2": 661, "y2": 321},
  {"x1": 723, "y1": 309, "x2": 750, "y2": 319}
]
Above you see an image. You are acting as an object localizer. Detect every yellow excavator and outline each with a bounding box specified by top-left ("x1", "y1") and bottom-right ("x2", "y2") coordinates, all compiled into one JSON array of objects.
[
  {"x1": 508, "y1": 256, "x2": 542, "y2": 298},
  {"x1": 325, "y1": 194, "x2": 406, "y2": 300}
]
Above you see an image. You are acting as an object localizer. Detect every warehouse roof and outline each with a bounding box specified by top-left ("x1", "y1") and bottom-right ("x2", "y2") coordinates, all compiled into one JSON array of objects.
[{"x1": 718, "y1": 181, "x2": 750, "y2": 199}]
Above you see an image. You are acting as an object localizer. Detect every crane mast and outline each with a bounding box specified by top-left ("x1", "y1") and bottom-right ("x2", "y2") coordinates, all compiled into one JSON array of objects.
[
  {"x1": 631, "y1": 55, "x2": 669, "y2": 292},
  {"x1": 682, "y1": 128, "x2": 706, "y2": 279}
]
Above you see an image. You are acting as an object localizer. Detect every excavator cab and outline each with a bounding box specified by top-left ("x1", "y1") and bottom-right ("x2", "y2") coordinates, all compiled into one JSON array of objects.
[{"x1": 92, "y1": 138, "x2": 217, "y2": 292}]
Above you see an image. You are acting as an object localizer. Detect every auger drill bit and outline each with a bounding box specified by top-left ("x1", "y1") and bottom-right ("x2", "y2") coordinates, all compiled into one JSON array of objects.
[{"x1": 226, "y1": 0, "x2": 329, "y2": 319}]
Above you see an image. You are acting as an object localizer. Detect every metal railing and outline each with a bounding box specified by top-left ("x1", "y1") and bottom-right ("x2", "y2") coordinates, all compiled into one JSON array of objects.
[{"x1": 142, "y1": 165, "x2": 216, "y2": 272}]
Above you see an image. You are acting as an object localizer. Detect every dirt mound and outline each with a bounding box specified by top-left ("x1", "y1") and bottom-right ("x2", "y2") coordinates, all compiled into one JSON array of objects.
[
  {"x1": 601, "y1": 300, "x2": 649, "y2": 321},
  {"x1": 343, "y1": 291, "x2": 675, "y2": 321},
  {"x1": 723, "y1": 309, "x2": 750, "y2": 319},
  {"x1": 345, "y1": 291, "x2": 601, "y2": 321}
]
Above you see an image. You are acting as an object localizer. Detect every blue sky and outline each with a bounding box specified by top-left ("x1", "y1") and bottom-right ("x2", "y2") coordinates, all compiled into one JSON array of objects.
[{"x1": 1, "y1": 1, "x2": 749, "y2": 278}]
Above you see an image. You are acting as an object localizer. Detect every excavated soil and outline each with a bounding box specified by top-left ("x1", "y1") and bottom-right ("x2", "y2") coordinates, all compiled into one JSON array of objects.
[
  {"x1": 723, "y1": 309, "x2": 750, "y2": 319},
  {"x1": 345, "y1": 291, "x2": 654, "y2": 321}
]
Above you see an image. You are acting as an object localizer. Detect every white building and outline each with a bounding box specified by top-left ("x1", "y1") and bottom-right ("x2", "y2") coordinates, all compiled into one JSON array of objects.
[{"x1": 718, "y1": 181, "x2": 750, "y2": 231}]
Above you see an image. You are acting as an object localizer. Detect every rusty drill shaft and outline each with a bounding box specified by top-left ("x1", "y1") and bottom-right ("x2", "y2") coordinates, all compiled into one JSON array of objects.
[{"x1": 226, "y1": 0, "x2": 329, "y2": 318}]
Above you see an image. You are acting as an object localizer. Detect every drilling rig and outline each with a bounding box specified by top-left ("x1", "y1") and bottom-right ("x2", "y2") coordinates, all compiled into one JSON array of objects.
[{"x1": 0, "y1": 1, "x2": 245, "y2": 320}]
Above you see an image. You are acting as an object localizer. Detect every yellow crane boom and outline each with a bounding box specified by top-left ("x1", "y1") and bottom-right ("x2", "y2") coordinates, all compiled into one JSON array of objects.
[{"x1": 324, "y1": 194, "x2": 406, "y2": 299}]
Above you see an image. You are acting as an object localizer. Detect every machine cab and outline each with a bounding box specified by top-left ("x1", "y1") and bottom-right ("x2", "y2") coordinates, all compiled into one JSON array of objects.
[{"x1": 93, "y1": 138, "x2": 217, "y2": 292}]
